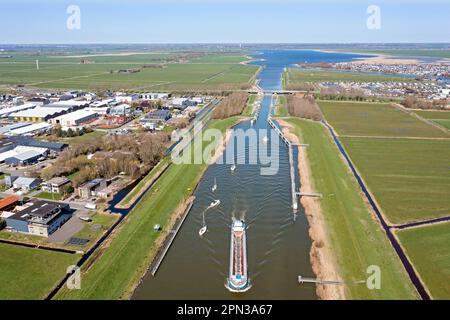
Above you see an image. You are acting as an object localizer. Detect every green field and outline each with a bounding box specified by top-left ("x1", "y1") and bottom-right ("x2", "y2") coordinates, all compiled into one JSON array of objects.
[
  {"x1": 319, "y1": 101, "x2": 449, "y2": 138},
  {"x1": 285, "y1": 118, "x2": 417, "y2": 299},
  {"x1": 285, "y1": 68, "x2": 414, "y2": 87},
  {"x1": 0, "y1": 243, "x2": 79, "y2": 299},
  {"x1": 34, "y1": 192, "x2": 62, "y2": 201},
  {"x1": 57, "y1": 130, "x2": 108, "y2": 145},
  {"x1": 340, "y1": 137, "x2": 450, "y2": 224},
  {"x1": 0, "y1": 53, "x2": 258, "y2": 91},
  {"x1": 396, "y1": 222, "x2": 450, "y2": 299},
  {"x1": 414, "y1": 110, "x2": 450, "y2": 130},
  {"x1": 55, "y1": 117, "x2": 240, "y2": 300}
]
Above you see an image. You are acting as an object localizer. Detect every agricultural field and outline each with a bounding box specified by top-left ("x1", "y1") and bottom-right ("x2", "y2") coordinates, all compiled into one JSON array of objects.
[
  {"x1": 0, "y1": 53, "x2": 258, "y2": 91},
  {"x1": 55, "y1": 117, "x2": 240, "y2": 300},
  {"x1": 319, "y1": 101, "x2": 449, "y2": 138},
  {"x1": 284, "y1": 118, "x2": 417, "y2": 299},
  {"x1": 340, "y1": 137, "x2": 450, "y2": 224},
  {"x1": 285, "y1": 68, "x2": 414, "y2": 87},
  {"x1": 0, "y1": 243, "x2": 79, "y2": 299},
  {"x1": 396, "y1": 222, "x2": 450, "y2": 299},
  {"x1": 414, "y1": 110, "x2": 450, "y2": 130}
]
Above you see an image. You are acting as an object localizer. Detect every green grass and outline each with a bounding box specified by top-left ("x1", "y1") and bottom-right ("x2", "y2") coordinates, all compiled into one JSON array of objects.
[
  {"x1": 242, "y1": 94, "x2": 257, "y2": 116},
  {"x1": 340, "y1": 137, "x2": 450, "y2": 224},
  {"x1": 34, "y1": 192, "x2": 62, "y2": 201},
  {"x1": 55, "y1": 117, "x2": 240, "y2": 300},
  {"x1": 118, "y1": 158, "x2": 170, "y2": 208},
  {"x1": 286, "y1": 68, "x2": 414, "y2": 86},
  {"x1": 414, "y1": 110, "x2": 450, "y2": 130},
  {"x1": 285, "y1": 118, "x2": 417, "y2": 299},
  {"x1": 0, "y1": 53, "x2": 258, "y2": 91},
  {"x1": 396, "y1": 222, "x2": 450, "y2": 299},
  {"x1": 319, "y1": 101, "x2": 449, "y2": 138},
  {"x1": 0, "y1": 243, "x2": 79, "y2": 299},
  {"x1": 274, "y1": 95, "x2": 288, "y2": 117},
  {"x1": 59, "y1": 130, "x2": 108, "y2": 145},
  {"x1": 68, "y1": 213, "x2": 118, "y2": 249}
]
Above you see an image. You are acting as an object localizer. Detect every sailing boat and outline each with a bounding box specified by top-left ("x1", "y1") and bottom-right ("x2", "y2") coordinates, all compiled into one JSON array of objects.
[
  {"x1": 199, "y1": 211, "x2": 207, "y2": 236},
  {"x1": 211, "y1": 178, "x2": 217, "y2": 192}
]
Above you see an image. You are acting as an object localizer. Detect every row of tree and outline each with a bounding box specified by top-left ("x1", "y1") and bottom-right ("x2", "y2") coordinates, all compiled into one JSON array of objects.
[
  {"x1": 401, "y1": 96, "x2": 448, "y2": 110},
  {"x1": 41, "y1": 131, "x2": 170, "y2": 187},
  {"x1": 286, "y1": 95, "x2": 324, "y2": 121},
  {"x1": 211, "y1": 92, "x2": 249, "y2": 119},
  {"x1": 51, "y1": 125, "x2": 94, "y2": 138}
]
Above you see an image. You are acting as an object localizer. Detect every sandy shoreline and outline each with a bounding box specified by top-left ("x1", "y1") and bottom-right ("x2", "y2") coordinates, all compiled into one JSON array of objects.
[
  {"x1": 314, "y1": 49, "x2": 422, "y2": 65},
  {"x1": 277, "y1": 119, "x2": 345, "y2": 300}
]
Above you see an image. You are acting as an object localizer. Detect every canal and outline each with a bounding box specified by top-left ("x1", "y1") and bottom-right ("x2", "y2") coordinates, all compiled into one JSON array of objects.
[{"x1": 132, "y1": 50, "x2": 369, "y2": 299}]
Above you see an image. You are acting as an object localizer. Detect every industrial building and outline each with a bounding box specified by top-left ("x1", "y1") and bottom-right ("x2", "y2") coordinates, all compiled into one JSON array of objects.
[
  {"x1": 9, "y1": 106, "x2": 68, "y2": 122},
  {"x1": 50, "y1": 109, "x2": 98, "y2": 127},
  {"x1": 5, "y1": 200, "x2": 71, "y2": 237},
  {"x1": 6, "y1": 176, "x2": 42, "y2": 191},
  {"x1": 0, "y1": 145, "x2": 48, "y2": 164},
  {"x1": 0, "y1": 103, "x2": 37, "y2": 118},
  {"x1": 6, "y1": 122, "x2": 52, "y2": 136},
  {"x1": 141, "y1": 109, "x2": 171, "y2": 124}
]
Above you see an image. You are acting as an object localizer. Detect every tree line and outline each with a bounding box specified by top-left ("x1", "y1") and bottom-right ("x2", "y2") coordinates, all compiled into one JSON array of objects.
[
  {"x1": 286, "y1": 94, "x2": 324, "y2": 121},
  {"x1": 41, "y1": 132, "x2": 170, "y2": 187},
  {"x1": 211, "y1": 92, "x2": 249, "y2": 119}
]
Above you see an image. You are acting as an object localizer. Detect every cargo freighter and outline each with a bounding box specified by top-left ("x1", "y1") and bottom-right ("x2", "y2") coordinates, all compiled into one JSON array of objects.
[{"x1": 226, "y1": 219, "x2": 250, "y2": 292}]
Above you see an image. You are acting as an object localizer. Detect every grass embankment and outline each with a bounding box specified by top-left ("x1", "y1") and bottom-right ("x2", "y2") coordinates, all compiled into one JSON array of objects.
[
  {"x1": 285, "y1": 68, "x2": 414, "y2": 87},
  {"x1": 274, "y1": 95, "x2": 288, "y2": 117},
  {"x1": 55, "y1": 117, "x2": 240, "y2": 300},
  {"x1": 242, "y1": 94, "x2": 257, "y2": 116},
  {"x1": 285, "y1": 118, "x2": 418, "y2": 299},
  {"x1": 414, "y1": 110, "x2": 450, "y2": 130},
  {"x1": 396, "y1": 222, "x2": 450, "y2": 299},
  {"x1": 319, "y1": 101, "x2": 449, "y2": 139},
  {"x1": 340, "y1": 137, "x2": 450, "y2": 225},
  {"x1": 0, "y1": 243, "x2": 79, "y2": 300},
  {"x1": 116, "y1": 158, "x2": 170, "y2": 209}
]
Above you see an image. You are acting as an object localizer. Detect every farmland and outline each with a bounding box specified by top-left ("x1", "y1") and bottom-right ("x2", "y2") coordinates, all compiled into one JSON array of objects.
[
  {"x1": 0, "y1": 52, "x2": 258, "y2": 91},
  {"x1": 319, "y1": 101, "x2": 449, "y2": 138},
  {"x1": 55, "y1": 117, "x2": 240, "y2": 300},
  {"x1": 396, "y1": 222, "x2": 450, "y2": 299},
  {"x1": 340, "y1": 137, "x2": 450, "y2": 224},
  {"x1": 414, "y1": 110, "x2": 450, "y2": 130},
  {"x1": 284, "y1": 118, "x2": 417, "y2": 299},
  {"x1": 0, "y1": 243, "x2": 79, "y2": 300},
  {"x1": 284, "y1": 68, "x2": 414, "y2": 88}
]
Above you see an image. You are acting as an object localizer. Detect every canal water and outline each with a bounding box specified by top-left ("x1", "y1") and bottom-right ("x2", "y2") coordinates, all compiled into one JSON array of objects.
[{"x1": 133, "y1": 50, "x2": 368, "y2": 300}]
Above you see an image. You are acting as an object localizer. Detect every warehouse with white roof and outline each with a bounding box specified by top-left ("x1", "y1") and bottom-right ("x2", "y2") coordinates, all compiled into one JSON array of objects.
[
  {"x1": 50, "y1": 109, "x2": 98, "y2": 127},
  {"x1": 9, "y1": 106, "x2": 68, "y2": 122}
]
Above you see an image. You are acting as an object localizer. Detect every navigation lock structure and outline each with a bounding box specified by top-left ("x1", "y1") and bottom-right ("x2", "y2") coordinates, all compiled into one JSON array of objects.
[{"x1": 0, "y1": 0, "x2": 449, "y2": 308}]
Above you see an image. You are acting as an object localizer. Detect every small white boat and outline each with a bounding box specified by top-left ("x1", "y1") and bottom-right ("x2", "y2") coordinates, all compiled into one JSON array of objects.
[
  {"x1": 231, "y1": 164, "x2": 236, "y2": 172},
  {"x1": 210, "y1": 199, "x2": 221, "y2": 208},
  {"x1": 212, "y1": 178, "x2": 217, "y2": 192},
  {"x1": 262, "y1": 136, "x2": 268, "y2": 144},
  {"x1": 199, "y1": 225, "x2": 207, "y2": 236}
]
